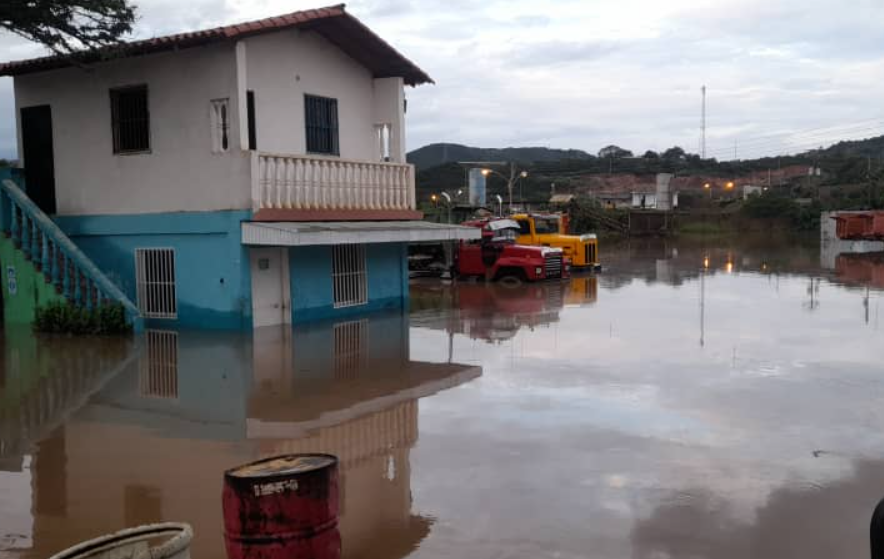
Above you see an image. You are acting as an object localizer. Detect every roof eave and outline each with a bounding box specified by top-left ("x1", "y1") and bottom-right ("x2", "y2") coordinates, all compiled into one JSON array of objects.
[{"x1": 0, "y1": 5, "x2": 433, "y2": 85}]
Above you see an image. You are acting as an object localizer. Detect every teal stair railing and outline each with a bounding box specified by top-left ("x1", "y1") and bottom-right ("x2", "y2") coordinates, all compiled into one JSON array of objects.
[{"x1": 0, "y1": 174, "x2": 141, "y2": 328}]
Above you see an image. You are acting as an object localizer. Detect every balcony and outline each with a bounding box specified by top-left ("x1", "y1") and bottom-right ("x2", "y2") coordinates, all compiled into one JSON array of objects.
[{"x1": 250, "y1": 152, "x2": 420, "y2": 221}]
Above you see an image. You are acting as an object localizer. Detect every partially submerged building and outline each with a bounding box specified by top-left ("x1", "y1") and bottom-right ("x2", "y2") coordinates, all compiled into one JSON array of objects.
[{"x1": 0, "y1": 5, "x2": 477, "y2": 329}]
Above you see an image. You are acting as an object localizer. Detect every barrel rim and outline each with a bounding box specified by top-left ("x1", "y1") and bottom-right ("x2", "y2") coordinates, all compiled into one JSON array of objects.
[
  {"x1": 225, "y1": 453, "x2": 338, "y2": 479},
  {"x1": 48, "y1": 522, "x2": 193, "y2": 559}
]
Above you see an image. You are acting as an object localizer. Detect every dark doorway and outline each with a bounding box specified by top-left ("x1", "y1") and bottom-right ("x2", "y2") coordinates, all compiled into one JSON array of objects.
[
  {"x1": 0, "y1": 255, "x2": 4, "y2": 332},
  {"x1": 20, "y1": 105, "x2": 57, "y2": 214}
]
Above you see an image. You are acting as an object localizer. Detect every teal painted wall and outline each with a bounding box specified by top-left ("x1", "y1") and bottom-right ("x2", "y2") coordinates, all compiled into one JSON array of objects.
[
  {"x1": 0, "y1": 235, "x2": 66, "y2": 325},
  {"x1": 54, "y1": 211, "x2": 253, "y2": 330},
  {"x1": 288, "y1": 243, "x2": 409, "y2": 323}
]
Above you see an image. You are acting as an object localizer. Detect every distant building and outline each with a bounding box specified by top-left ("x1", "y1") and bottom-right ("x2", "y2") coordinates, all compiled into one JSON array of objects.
[
  {"x1": 743, "y1": 185, "x2": 764, "y2": 199},
  {"x1": 631, "y1": 174, "x2": 678, "y2": 210},
  {"x1": 594, "y1": 192, "x2": 632, "y2": 209},
  {"x1": 549, "y1": 193, "x2": 574, "y2": 205}
]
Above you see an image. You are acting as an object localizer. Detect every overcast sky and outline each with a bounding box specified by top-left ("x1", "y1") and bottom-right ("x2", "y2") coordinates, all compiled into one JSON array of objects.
[{"x1": 4, "y1": 0, "x2": 884, "y2": 160}]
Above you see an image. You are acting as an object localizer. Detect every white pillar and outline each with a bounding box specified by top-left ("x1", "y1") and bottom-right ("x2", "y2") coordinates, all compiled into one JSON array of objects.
[{"x1": 235, "y1": 41, "x2": 249, "y2": 151}]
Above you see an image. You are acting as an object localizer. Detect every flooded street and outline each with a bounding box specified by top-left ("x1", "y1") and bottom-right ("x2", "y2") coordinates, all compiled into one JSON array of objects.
[{"x1": 2, "y1": 237, "x2": 884, "y2": 559}]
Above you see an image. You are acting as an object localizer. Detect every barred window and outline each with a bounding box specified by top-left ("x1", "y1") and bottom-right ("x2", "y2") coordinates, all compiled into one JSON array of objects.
[
  {"x1": 332, "y1": 245, "x2": 367, "y2": 308},
  {"x1": 110, "y1": 85, "x2": 150, "y2": 153},
  {"x1": 305, "y1": 94, "x2": 339, "y2": 155},
  {"x1": 334, "y1": 319, "x2": 368, "y2": 379},
  {"x1": 139, "y1": 330, "x2": 178, "y2": 399},
  {"x1": 210, "y1": 98, "x2": 230, "y2": 153},
  {"x1": 135, "y1": 248, "x2": 177, "y2": 318}
]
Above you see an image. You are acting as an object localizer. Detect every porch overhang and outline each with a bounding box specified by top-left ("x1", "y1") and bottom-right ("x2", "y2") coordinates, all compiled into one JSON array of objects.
[{"x1": 242, "y1": 220, "x2": 481, "y2": 246}]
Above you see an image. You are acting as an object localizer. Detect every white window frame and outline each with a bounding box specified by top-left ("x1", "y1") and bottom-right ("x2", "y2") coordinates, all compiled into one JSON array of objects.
[
  {"x1": 210, "y1": 98, "x2": 230, "y2": 153},
  {"x1": 332, "y1": 244, "x2": 367, "y2": 308},
  {"x1": 135, "y1": 248, "x2": 178, "y2": 319}
]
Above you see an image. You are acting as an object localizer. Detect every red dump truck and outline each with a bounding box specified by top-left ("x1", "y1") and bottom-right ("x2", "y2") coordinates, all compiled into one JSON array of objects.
[{"x1": 455, "y1": 219, "x2": 571, "y2": 283}]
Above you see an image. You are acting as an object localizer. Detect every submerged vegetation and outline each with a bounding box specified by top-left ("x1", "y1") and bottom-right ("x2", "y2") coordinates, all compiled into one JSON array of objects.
[{"x1": 34, "y1": 301, "x2": 131, "y2": 335}]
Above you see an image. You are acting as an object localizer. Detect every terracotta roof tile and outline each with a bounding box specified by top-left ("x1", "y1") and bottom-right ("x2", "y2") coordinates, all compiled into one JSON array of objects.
[{"x1": 0, "y1": 4, "x2": 432, "y2": 85}]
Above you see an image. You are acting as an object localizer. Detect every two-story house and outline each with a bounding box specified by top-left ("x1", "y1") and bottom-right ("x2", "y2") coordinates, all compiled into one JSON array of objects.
[{"x1": 0, "y1": 5, "x2": 477, "y2": 329}]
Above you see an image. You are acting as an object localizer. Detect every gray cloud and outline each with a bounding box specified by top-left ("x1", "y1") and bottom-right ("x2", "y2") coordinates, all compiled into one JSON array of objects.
[{"x1": 4, "y1": 0, "x2": 884, "y2": 160}]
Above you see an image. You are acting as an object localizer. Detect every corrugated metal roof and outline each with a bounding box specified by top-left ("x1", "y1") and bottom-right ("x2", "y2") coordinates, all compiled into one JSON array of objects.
[
  {"x1": 242, "y1": 220, "x2": 480, "y2": 246},
  {"x1": 0, "y1": 4, "x2": 433, "y2": 85}
]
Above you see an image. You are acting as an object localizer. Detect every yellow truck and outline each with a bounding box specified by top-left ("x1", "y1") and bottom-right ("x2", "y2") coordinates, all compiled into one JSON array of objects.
[{"x1": 511, "y1": 213, "x2": 600, "y2": 270}]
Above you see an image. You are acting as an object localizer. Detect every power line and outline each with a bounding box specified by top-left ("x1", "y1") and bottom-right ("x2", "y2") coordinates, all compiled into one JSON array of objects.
[
  {"x1": 706, "y1": 119, "x2": 884, "y2": 160},
  {"x1": 706, "y1": 116, "x2": 884, "y2": 154},
  {"x1": 707, "y1": 123, "x2": 884, "y2": 157}
]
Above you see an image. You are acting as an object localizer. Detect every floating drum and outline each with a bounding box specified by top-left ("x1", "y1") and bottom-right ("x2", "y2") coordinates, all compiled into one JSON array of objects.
[
  {"x1": 222, "y1": 454, "x2": 340, "y2": 559},
  {"x1": 48, "y1": 523, "x2": 193, "y2": 559}
]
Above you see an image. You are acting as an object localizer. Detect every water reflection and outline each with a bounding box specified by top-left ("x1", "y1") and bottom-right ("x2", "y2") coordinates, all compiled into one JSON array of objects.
[
  {"x1": 632, "y1": 458, "x2": 884, "y2": 559},
  {"x1": 4, "y1": 236, "x2": 884, "y2": 559},
  {"x1": 0, "y1": 312, "x2": 480, "y2": 559},
  {"x1": 411, "y1": 277, "x2": 597, "y2": 344}
]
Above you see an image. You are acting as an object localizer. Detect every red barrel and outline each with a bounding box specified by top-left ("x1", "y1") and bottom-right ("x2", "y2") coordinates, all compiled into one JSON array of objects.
[{"x1": 222, "y1": 454, "x2": 340, "y2": 559}]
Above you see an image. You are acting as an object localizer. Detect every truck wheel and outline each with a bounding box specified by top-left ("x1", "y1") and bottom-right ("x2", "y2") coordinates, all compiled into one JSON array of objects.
[{"x1": 496, "y1": 269, "x2": 527, "y2": 286}]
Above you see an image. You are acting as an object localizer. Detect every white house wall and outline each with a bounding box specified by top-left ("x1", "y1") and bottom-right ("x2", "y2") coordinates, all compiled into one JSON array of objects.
[
  {"x1": 14, "y1": 44, "x2": 251, "y2": 216},
  {"x1": 243, "y1": 30, "x2": 405, "y2": 163}
]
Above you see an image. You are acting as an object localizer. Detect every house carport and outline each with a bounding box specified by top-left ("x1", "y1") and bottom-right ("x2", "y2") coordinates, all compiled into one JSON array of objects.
[{"x1": 241, "y1": 221, "x2": 479, "y2": 325}]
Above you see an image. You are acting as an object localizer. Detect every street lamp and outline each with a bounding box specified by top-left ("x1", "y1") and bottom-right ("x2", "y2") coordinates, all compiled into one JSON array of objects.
[
  {"x1": 725, "y1": 181, "x2": 735, "y2": 190},
  {"x1": 482, "y1": 165, "x2": 528, "y2": 213},
  {"x1": 440, "y1": 192, "x2": 452, "y2": 223},
  {"x1": 494, "y1": 194, "x2": 504, "y2": 217}
]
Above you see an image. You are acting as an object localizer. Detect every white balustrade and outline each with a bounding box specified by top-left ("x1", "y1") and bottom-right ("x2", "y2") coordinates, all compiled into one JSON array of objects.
[{"x1": 252, "y1": 153, "x2": 415, "y2": 213}]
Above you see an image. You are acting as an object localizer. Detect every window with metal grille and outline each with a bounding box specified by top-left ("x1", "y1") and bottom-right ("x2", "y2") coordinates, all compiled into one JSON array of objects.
[
  {"x1": 210, "y1": 98, "x2": 230, "y2": 153},
  {"x1": 332, "y1": 245, "x2": 367, "y2": 308},
  {"x1": 135, "y1": 248, "x2": 178, "y2": 318},
  {"x1": 110, "y1": 85, "x2": 150, "y2": 153},
  {"x1": 139, "y1": 330, "x2": 178, "y2": 399},
  {"x1": 305, "y1": 94, "x2": 339, "y2": 155},
  {"x1": 334, "y1": 319, "x2": 368, "y2": 379}
]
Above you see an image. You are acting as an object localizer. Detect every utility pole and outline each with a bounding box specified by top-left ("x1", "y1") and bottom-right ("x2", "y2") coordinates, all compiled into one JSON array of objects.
[
  {"x1": 734, "y1": 139, "x2": 737, "y2": 161},
  {"x1": 701, "y1": 85, "x2": 707, "y2": 159}
]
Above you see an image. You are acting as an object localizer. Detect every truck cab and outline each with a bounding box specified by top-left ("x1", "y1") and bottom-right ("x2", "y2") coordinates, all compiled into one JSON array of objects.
[
  {"x1": 456, "y1": 219, "x2": 570, "y2": 283},
  {"x1": 511, "y1": 213, "x2": 600, "y2": 270}
]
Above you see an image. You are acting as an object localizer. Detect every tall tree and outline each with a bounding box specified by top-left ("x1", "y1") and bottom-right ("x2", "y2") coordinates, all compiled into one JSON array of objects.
[
  {"x1": 1, "y1": 0, "x2": 135, "y2": 54},
  {"x1": 662, "y1": 146, "x2": 687, "y2": 160},
  {"x1": 598, "y1": 145, "x2": 633, "y2": 159}
]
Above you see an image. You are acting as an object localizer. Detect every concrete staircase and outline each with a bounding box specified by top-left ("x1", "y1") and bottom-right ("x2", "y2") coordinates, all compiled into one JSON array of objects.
[{"x1": 0, "y1": 171, "x2": 142, "y2": 330}]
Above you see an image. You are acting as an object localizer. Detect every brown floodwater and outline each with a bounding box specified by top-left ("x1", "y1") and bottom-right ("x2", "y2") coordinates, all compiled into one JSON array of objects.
[{"x1": 2, "y1": 236, "x2": 884, "y2": 559}]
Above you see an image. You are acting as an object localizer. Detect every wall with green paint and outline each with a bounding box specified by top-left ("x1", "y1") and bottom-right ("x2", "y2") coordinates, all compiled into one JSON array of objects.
[{"x1": 0, "y1": 235, "x2": 65, "y2": 325}]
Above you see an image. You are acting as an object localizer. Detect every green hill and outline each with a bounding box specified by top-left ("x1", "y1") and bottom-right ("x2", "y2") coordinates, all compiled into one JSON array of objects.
[{"x1": 407, "y1": 143, "x2": 592, "y2": 170}]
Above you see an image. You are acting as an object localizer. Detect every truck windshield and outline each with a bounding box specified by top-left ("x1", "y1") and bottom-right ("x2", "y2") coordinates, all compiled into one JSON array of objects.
[
  {"x1": 534, "y1": 218, "x2": 559, "y2": 234},
  {"x1": 490, "y1": 228, "x2": 518, "y2": 243}
]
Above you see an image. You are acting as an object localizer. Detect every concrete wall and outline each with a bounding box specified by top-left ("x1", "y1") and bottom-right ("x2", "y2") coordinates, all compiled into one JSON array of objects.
[
  {"x1": 54, "y1": 211, "x2": 252, "y2": 329},
  {"x1": 14, "y1": 44, "x2": 251, "y2": 215},
  {"x1": 288, "y1": 242, "x2": 409, "y2": 322},
  {"x1": 243, "y1": 30, "x2": 406, "y2": 162},
  {"x1": 0, "y1": 235, "x2": 65, "y2": 326}
]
